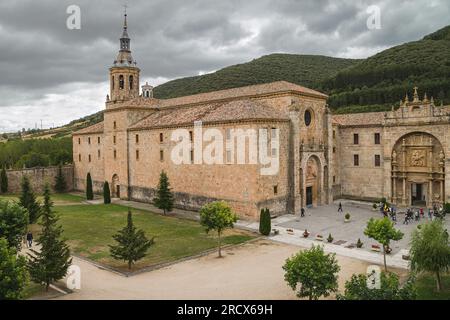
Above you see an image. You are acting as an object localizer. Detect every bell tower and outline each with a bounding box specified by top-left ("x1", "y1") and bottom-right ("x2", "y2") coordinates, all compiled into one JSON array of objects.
[{"x1": 108, "y1": 9, "x2": 140, "y2": 104}]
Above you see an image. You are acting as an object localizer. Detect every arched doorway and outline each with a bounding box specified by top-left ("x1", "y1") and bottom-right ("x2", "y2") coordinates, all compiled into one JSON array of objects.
[
  {"x1": 391, "y1": 132, "x2": 445, "y2": 207},
  {"x1": 112, "y1": 174, "x2": 120, "y2": 199},
  {"x1": 305, "y1": 156, "x2": 321, "y2": 207}
]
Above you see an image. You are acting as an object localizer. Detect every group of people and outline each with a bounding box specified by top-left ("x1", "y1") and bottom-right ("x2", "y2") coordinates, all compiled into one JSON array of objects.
[{"x1": 378, "y1": 201, "x2": 446, "y2": 225}]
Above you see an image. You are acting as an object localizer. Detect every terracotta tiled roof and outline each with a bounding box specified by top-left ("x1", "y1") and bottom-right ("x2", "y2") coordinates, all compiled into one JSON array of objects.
[
  {"x1": 109, "y1": 81, "x2": 327, "y2": 111},
  {"x1": 332, "y1": 112, "x2": 385, "y2": 127},
  {"x1": 73, "y1": 122, "x2": 104, "y2": 135},
  {"x1": 130, "y1": 100, "x2": 289, "y2": 130}
]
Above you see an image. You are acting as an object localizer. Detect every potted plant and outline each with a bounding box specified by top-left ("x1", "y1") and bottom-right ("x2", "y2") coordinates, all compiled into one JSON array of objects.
[
  {"x1": 356, "y1": 238, "x2": 363, "y2": 248},
  {"x1": 286, "y1": 228, "x2": 294, "y2": 235},
  {"x1": 371, "y1": 244, "x2": 381, "y2": 252},
  {"x1": 315, "y1": 234, "x2": 323, "y2": 241},
  {"x1": 303, "y1": 229, "x2": 310, "y2": 238},
  {"x1": 345, "y1": 213, "x2": 351, "y2": 222},
  {"x1": 327, "y1": 234, "x2": 334, "y2": 243},
  {"x1": 372, "y1": 203, "x2": 378, "y2": 211}
]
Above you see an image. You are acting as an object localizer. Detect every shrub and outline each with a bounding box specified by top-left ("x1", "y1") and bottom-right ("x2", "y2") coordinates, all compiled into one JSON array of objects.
[
  {"x1": 444, "y1": 203, "x2": 450, "y2": 214},
  {"x1": 259, "y1": 208, "x2": 271, "y2": 236},
  {"x1": 345, "y1": 213, "x2": 351, "y2": 220},
  {"x1": 86, "y1": 173, "x2": 93, "y2": 200},
  {"x1": 103, "y1": 181, "x2": 111, "y2": 204}
]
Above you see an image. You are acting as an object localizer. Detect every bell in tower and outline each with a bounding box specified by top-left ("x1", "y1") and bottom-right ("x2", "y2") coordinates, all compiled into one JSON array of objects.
[{"x1": 108, "y1": 9, "x2": 140, "y2": 104}]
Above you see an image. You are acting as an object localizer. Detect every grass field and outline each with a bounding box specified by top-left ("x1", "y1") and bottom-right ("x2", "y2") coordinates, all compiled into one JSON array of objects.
[
  {"x1": 416, "y1": 273, "x2": 450, "y2": 300},
  {"x1": 54, "y1": 203, "x2": 255, "y2": 271},
  {"x1": 0, "y1": 193, "x2": 85, "y2": 205}
]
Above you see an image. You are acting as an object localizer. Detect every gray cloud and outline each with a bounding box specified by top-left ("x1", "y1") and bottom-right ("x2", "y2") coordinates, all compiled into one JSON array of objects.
[{"x1": 0, "y1": 0, "x2": 449, "y2": 131}]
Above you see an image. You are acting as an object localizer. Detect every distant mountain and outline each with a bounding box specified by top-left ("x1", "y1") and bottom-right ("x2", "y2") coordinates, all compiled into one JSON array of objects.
[
  {"x1": 153, "y1": 54, "x2": 360, "y2": 99},
  {"x1": 325, "y1": 25, "x2": 450, "y2": 113}
]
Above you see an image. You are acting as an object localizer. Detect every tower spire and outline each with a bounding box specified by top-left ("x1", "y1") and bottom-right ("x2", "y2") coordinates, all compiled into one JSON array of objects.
[{"x1": 113, "y1": 6, "x2": 136, "y2": 67}]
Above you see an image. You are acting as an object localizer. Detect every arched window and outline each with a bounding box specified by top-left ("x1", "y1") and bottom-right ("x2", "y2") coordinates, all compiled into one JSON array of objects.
[
  {"x1": 111, "y1": 76, "x2": 115, "y2": 90},
  {"x1": 129, "y1": 75, "x2": 133, "y2": 90},
  {"x1": 119, "y1": 75, "x2": 124, "y2": 90}
]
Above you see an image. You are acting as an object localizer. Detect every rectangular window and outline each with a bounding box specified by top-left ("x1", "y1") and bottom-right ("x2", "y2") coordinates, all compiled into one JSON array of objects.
[
  {"x1": 98, "y1": 150, "x2": 101, "y2": 159},
  {"x1": 136, "y1": 149, "x2": 139, "y2": 160},
  {"x1": 160, "y1": 150, "x2": 164, "y2": 161},
  {"x1": 226, "y1": 129, "x2": 232, "y2": 140},
  {"x1": 271, "y1": 128, "x2": 277, "y2": 139},
  {"x1": 375, "y1": 154, "x2": 381, "y2": 167},
  {"x1": 274, "y1": 185, "x2": 278, "y2": 195},
  {"x1": 88, "y1": 137, "x2": 91, "y2": 145},
  {"x1": 113, "y1": 121, "x2": 117, "y2": 129},
  {"x1": 98, "y1": 137, "x2": 101, "y2": 144},
  {"x1": 189, "y1": 131, "x2": 193, "y2": 142},
  {"x1": 226, "y1": 149, "x2": 232, "y2": 163},
  {"x1": 136, "y1": 134, "x2": 139, "y2": 144},
  {"x1": 88, "y1": 154, "x2": 91, "y2": 162},
  {"x1": 78, "y1": 154, "x2": 81, "y2": 162},
  {"x1": 114, "y1": 150, "x2": 117, "y2": 159},
  {"x1": 333, "y1": 147, "x2": 336, "y2": 154},
  {"x1": 353, "y1": 133, "x2": 359, "y2": 145},
  {"x1": 333, "y1": 176, "x2": 336, "y2": 184},
  {"x1": 190, "y1": 150, "x2": 194, "y2": 163},
  {"x1": 333, "y1": 130, "x2": 336, "y2": 139},
  {"x1": 159, "y1": 133, "x2": 164, "y2": 143},
  {"x1": 374, "y1": 133, "x2": 381, "y2": 145},
  {"x1": 78, "y1": 138, "x2": 81, "y2": 145},
  {"x1": 113, "y1": 136, "x2": 116, "y2": 144},
  {"x1": 354, "y1": 154, "x2": 359, "y2": 166}
]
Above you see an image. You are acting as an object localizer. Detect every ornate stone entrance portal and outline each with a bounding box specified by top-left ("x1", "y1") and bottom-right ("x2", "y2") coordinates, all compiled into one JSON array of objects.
[
  {"x1": 391, "y1": 132, "x2": 445, "y2": 207},
  {"x1": 305, "y1": 156, "x2": 320, "y2": 207}
]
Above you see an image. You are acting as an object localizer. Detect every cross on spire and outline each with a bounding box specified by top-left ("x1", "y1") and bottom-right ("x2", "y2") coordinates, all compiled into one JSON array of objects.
[{"x1": 123, "y1": 4, "x2": 128, "y2": 28}]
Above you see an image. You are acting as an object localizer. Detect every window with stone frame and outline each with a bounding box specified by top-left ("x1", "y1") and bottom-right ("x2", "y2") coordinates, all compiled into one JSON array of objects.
[
  {"x1": 88, "y1": 154, "x2": 91, "y2": 163},
  {"x1": 159, "y1": 133, "x2": 164, "y2": 143},
  {"x1": 136, "y1": 149, "x2": 139, "y2": 160},
  {"x1": 354, "y1": 154, "x2": 359, "y2": 166},
  {"x1": 78, "y1": 154, "x2": 81, "y2": 162},
  {"x1": 353, "y1": 133, "x2": 359, "y2": 145},
  {"x1": 160, "y1": 150, "x2": 164, "y2": 161},
  {"x1": 98, "y1": 150, "x2": 101, "y2": 159},
  {"x1": 114, "y1": 150, "x2": 117, "y2": 159},
  {"x1": 119, "y1": 75, "x2": 124, "y2": 89},
  {"x1": 98, "y1": 137, "x2": 101, "y2": 144},
  {"x1": 375, "y1": 154, "x2": 381, "y2": 167},
  {"x1": 88, "y1": 137, "x2": 91, "y2": 145},
  {"x1": 274, "y1": 185, "x2": 278, "y2": 195},
  {"x1": 374, "y1": 133, "x2": 381, "y2": 145},
  {"x1": 135, "y1": 134, "x2": 139, "y2": 144}
]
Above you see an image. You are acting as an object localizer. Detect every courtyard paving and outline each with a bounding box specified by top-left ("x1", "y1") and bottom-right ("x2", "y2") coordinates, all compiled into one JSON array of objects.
[{"x1": 237, "y1": 200, "x2": 449, "y2": 269}]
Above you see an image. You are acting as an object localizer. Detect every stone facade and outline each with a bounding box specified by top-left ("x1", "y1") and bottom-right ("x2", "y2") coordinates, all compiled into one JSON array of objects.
[
  {"x1": 4, "y1": 165, "x2": 74, "y2": 194},
  {"x1": 72, "y1": 16, "x2": 450, "y2": 220}
]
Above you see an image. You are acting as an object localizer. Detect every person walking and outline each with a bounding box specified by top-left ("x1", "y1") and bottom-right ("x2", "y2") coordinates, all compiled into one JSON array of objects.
[
  {"x1": 338, "y1": 202, "x2": 343, "y2": 213},
  {"x1": 301, "y1": 207, "x2": 305, "y2": 217},
  {"x1": 26, "y1": 232, "x2": 33, "y2": 248}
]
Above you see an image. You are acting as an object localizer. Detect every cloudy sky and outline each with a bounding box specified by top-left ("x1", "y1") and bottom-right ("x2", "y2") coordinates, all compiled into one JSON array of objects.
[{"x1": 0, "y1": 0, "x2": 449, "y2": 132}]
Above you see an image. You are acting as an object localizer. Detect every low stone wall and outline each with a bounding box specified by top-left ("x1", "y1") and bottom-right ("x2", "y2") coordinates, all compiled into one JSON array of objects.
[{"x1": 4, "y1": 165, "x2": 74, "y2": 194}]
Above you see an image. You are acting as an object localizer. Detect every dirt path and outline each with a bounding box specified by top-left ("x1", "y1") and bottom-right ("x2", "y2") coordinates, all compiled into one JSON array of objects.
[{"x1": 56, "y1": 240, "x2": 399, "y2": 300}]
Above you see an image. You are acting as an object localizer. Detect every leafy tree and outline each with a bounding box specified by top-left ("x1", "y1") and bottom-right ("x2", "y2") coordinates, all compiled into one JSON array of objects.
[
  {"x1": 27, "y1": 185, "x2": 72, "y2": 291},
  {"x1": 0, "y1": 200, "x2": 29, "y2": 250},
  {"x1": 103, "y1": 181, "x2": 111, "y2": 204},
  {"x1": 338, "y1": 271, "x2": 416, "y2": 300},
  {"x1": 364, "y1": 217, "x2": 404, "y2": 272},
  {"x1": 200, "y1": 201, "x2": 238, "y2": 258},
  {"x1": 0, "y1": 167, "x2": 8, "y2": 193},
  {"x1": 283, "y1": 245, "x2": 340, "y2": 300},
  {"x1": 19, "y1": 176, "x2": 41, "y2": 224},
  {"x1": 259, "y1": 208, "x2": 271, "y2": 236},
  {"x1": 410, "y1": 220, "x2": 450, "y2": 292},
  {"x1": 54, "y1": 164, "x2": 66, "y2": 193},
  {"x1": 86, "y1": 172, "x2": 94, "y2": 200},
  {"x1": 154, "y1": 171, "x2": 174, "y2": 215},
  {"x1": 109, "y1": 209, "x2": 155, "y2": 270},
  {"x1": 0, "y1": 238, "x2": 29, "y2": 300}
]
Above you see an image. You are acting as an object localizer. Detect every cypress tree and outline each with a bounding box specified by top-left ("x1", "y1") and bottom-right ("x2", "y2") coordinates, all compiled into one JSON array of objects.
[
  {"x1": 54, "y1": 164, "x2": 66, "y2": 193},
  {"x1": 259, "y1": 208, "x2": 271, "y2": 236},
  {"x1": 103, "y1": 181, "x2": 111, "y2": 204},
  {"x1": 27, "y1": 185, "x2": 72, "y2": 291},
  {"x1": 86, "y1": 172, "x2": 94, "y2": 200},
  {"x1": 154, "y1": 171, "x2": 174, "y2": 215},
  {"x1": 0, "y1": 167, "x2": 8, "y2": 193},
  {"x1": 109, "y1": 209, "x2": 155, "y2": 270},
  {"x1": 19, "y1": 176, "x2": 41, "y2": 224}
]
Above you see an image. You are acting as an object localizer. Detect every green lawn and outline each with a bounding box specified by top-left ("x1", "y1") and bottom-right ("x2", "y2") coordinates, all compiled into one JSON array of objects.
[
  {"x1": 416, "y1": 273, "x2": 450, "y2": 300},
  {"x1": 0, "y1": 193, "x2": 85, "y2": 205},
  {"x1": 53, "y1": 203, "x2": 255, "y2": 271}
]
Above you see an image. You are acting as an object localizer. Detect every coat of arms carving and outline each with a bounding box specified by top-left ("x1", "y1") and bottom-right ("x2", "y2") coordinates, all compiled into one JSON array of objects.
[{"x1": 410, "y1": 150, "x2": 426, "y2": 167}]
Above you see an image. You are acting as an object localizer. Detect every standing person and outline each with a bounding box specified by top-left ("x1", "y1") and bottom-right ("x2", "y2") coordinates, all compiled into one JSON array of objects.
[
  {"x1": 428, "y1": 208, "x2": 433, "y2": 220},
  {"x1": 301, "y1": 207, "x2": 305, "y2": 218},
  {"x1": 338, "y1": 202, "x2": 343, "y2": 213},
  {"x1": 26, "y1": 231, "x2": 33, "y2": 248},
  {"x1": 420, "y1": 208, "x2": 424, "y2": 219}
]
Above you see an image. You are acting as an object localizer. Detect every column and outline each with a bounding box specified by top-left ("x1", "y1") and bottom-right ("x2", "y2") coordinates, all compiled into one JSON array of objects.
[
  {"x1": 392, "y1": 178, "x2": 397, "y2": 203},
  {"x1": 402, "y1": 178, "x2": 407, "y2": 206},
  {"x1": 428, "y1": 181, "x2": 433, "y2": 208}
]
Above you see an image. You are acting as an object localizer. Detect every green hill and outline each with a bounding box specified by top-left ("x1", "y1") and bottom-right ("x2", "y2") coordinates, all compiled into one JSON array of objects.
[
  {"x1": 153, "y1": 54, "x2": 360, "y2": 99},
  {"x1": 325, "y1": 25, "x2": 450, "y2": 113}
]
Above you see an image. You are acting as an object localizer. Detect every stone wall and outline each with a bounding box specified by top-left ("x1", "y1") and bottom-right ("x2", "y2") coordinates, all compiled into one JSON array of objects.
[{"x1": 4, "y1": 165, "x2": 74, "y2": 194}]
